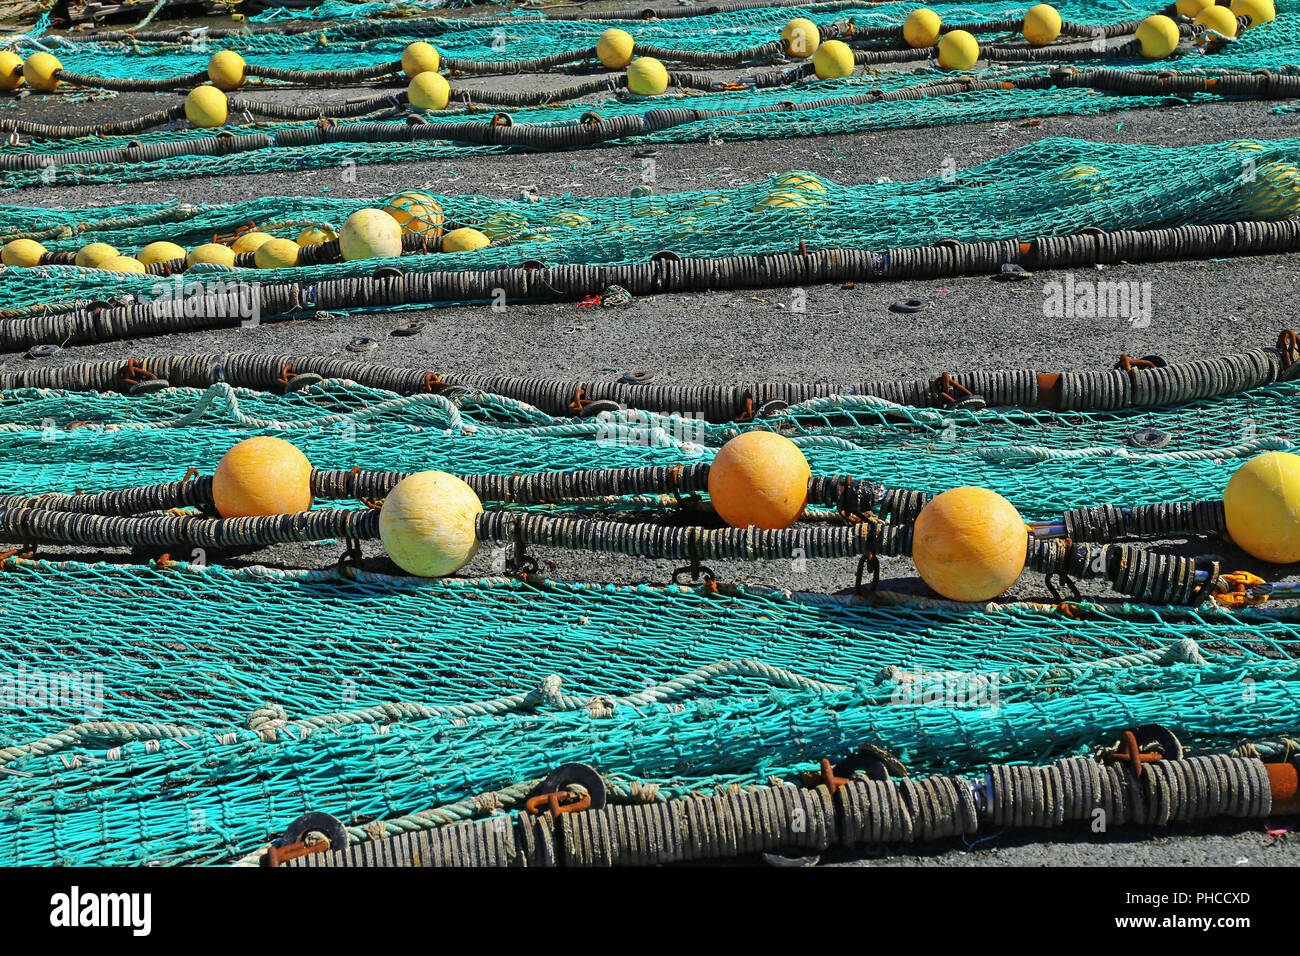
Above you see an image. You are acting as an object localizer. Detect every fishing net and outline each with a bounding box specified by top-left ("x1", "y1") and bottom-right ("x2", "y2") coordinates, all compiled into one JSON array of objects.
[
  {"x1": 3, "y1": 3, "x2": 1299, "y2": 867},
  {"x1": 5, "y1": 4, "x2": 1300, "y2": 189},
  {"x1": 2, "y1": 136, "x2": 1295, "y2": 311},
  {"x1": 2, "y1": 557, "x2": 1298, "y2": 865},
  {"x1": 1, "y1": 377, "x2": 1297, "y2": 516}
]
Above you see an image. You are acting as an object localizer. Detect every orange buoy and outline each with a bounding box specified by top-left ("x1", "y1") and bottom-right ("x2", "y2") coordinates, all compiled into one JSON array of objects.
[
  {"x1": 912, "y1": 487, "x2": 1027, "y2": 601},
  {"x1": 707, "y1": 432, "x2": 810, "y2": 529},
  {"x1": 212, "y1": 437, "x2": 313, "y2": 518}
]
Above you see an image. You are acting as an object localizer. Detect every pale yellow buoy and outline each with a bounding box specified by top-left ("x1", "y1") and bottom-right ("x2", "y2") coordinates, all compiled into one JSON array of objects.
[
  {"x1": 1022, "y1": 4, "x2": 1062, "y2": 46},
  {"x1": 597, "y1": 28, "x2": 635, "y2": 68},
  {"x1": 441, "y1": 227, "x2": 490, "y2": 252},
  {"x1": 627, "y1": 56, "x2": 669, "y2": 95},
  {"x1": 1230, "y1": 0, "x2": 1276, "y2": 28},
  {"x1": 1135, "y1": 15, "x2": 1180, "y2": 58},
  {"x1": 755, "y1": 190, "x2": 811, "y2": 211},
  {"x1": 100, "y1": 255, "x2": 147, "y2": 274},
  {"x1": 1175, "y1": 0, "x2": 1215, "y2": 17},
  {"x1": 781, "y1": 18, "x2": 821, "y2": 58},
  {"x1": 1, "y1": 238, "x2": 45, "y2": 267},
  {"x1": 1224, "y1": 452, "x2": 1300, "y2": 563},
  {"x1": 408, "y1": 71, "x2": 450, "y2": 111},
  {"x1": 937, "y1": 30, "x2": 980, "y2": 70},
  {"x1": 22, "y1": 52, "x2": 62, "y2": 92},
  {"x1": 379, "y1": 471, "x2": 483, "y2": 577},
  {"x1": 707, "y1": 432, "x2": 811, "y2": 530},
  {"x1": 912, "y1": 487, "x2": 1027, "y2": 602},
  {"x1": 138, "y1": 241, "x2": 187, "y2": 266},
  {"x1": 296, "y1": 226, "x2": 338, "y2": 247},
  {"x1": 339, "y1": 208, "x2": 402, "y2": 260},
  {"x1": 74, "y1": 242, "x2": 119, "y2": 268},
  {"x1": 0, "y1": 51, "x2": 23, "y2": 90},
  {"x1": 480, "y1": 212, "x2": 527, "y2": 241},
  {"x1": 213, "y1": 436, "x2": 313, "y2": 518},
  {"x1": 185, "y1": 85, "x2": 228, "y2": 128},
  {"x1": 1058, "y1": 163, "x2": 1106, "y2": 200},
  {"x1": 812, "y1": 39, "x2": 854, "y2": 79},
  {"x1": 253, "y1": 237, "x2": 300, "y2": 268},
  {"x1": 1240, "y1": 160, "x2": 1300, "y2": 219},
  {"x1": 231, "y1": 231, "x2": 274, "y2": 255},
  {"x1": 549, "y1": 212, "x2": 592, "y2": 228},
  {"x1": 401, "y1": 41, "x2": 441, "y2": 78},
  {"x1": 1195, "y1": 5, "x2": 1239, "y2": 42},
  {"x1": 903, "y1": 9, "x2": 942, "y2": 48},
  {"x1": 187, "y1": 243, "x2": 237, "y2": 267},
  {"x1": 774, "y1": 171, "x2": 828, "y2": 193},
  {"x1": 207, "y1": 50, "x2": 246, "y2": 91}
]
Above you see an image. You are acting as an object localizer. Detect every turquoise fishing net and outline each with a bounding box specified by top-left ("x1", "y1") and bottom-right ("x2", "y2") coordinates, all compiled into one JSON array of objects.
[
  {"x1": 3, "y1": 3, "x2": 1300, "y2": 867},
  {"x1": 4, "y1": 5, "x2": 1299, "y2": 191},
  {"x1": 19, "y1": 2, "x2": 1168, "y2": 73},
  {"x1": 1, "y1": 377, "x2": 1296, "y2": 518},
  {"x1": 3, "y1": 136, "x2": 1298, "y2": 310},
  {"x1": 2, "y1": 558, "x2": 1298, "y2": 865}
]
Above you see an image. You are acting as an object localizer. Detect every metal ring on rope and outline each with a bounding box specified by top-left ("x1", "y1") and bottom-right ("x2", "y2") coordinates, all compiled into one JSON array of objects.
[
  {"x1": 284, "y1": 372, "x2": 324, "y2": 392},
  {"x1": 579, "y1": 398, "x2": 621, "y2": 418},
  {"x1": 619, "y1": 370, "x2": 654, "y2": 385},
  {"x1": 277, "y1": 811, "x2": 348, "y2": 850},
  {"x1": 1099, "y1": 724, "x2": 1183, "y2": 762},
  {"x1": 890, "y1": 298, "x2": 929, "y2": 313},
  {"x1": 1127, "y1": 427, "x2": 1171, "y2": 449},
  {"x1": 26, "y1": 344, "x2": 61, "y2": 358},
  {"x1": 346, "y1": 337, "x2": 378, "y2": 353},
  {"x1": 128, "y1": 379, "x2": 171, "y2": 395},
  {"x1": 392, "y1": 321, "x2": 426, "y2": 337},
  {"x1": 537, "y1": 763, "x2": 607, "y2": 811}
]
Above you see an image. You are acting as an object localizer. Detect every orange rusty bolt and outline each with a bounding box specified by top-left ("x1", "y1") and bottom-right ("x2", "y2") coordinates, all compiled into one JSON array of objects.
[{"x1": 1100, "y1": 730, "x2": 1163, "y2": 779}]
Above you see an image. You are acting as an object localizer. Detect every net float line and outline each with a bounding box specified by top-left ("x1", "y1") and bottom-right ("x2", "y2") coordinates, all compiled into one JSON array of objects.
[
  {"x1": 0, "y1": 459, "x2": 1235, "y2": 548},
  {"x1": 0, "y1": 502, "x2": 1223, "y2": 605},
  {"x1": 10, "y1": 56, "x2": 1281, "y2": 144},
  {"x1": 271, "y1": 749, "x2": 1280, "y2": 867},
  {"x1": 28, "y1": 14, "x2": 1168, "y2": 96}
]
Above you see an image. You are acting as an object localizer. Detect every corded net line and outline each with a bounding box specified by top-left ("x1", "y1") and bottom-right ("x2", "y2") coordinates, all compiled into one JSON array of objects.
[
  {"x1": 273, "y1": 752, "x2": 1274, "y2": 866},
  {"x1": 0, "y1": 504, "x2": 1219, "y2": 604},
  {"x1": 6, "y1": 65, "x2": 1297, "y2": 155},
  {"x1": 1, "y1": 324, "x2": 1295, "y2": 419},
  {"x1": 0, "y1": 465, "x2": 1231, "y2": 545},
  {"x1": 4, "y1": 220, "x2": 1300, "y2": 372}
]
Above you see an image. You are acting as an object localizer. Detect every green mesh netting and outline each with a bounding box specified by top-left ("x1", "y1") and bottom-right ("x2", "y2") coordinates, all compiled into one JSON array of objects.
[
  {"x1": 2, "y1": 558, "x2": 1298, "y2": 865},
  {"x1": 6, "y1": 4, "x2": 1300, "y2": 189},
  {"x1": 1, "y1": 379, "x2": 1296, "y2": 516},
  {"x1": 4, "y1": 136, "x2": 1298, "y2": 311}
]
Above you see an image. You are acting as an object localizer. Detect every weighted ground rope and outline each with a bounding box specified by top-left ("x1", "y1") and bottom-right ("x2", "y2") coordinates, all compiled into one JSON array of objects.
[
  {"x1": 1, "y1": 325, "x2": 1293, "y2": 422},
  {"x1": 2, "y1": 227, "x2": 1299, "y2": 350},
  {"x1": 274, "y1": 750, "x2": 1281, "y2": 866}
]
